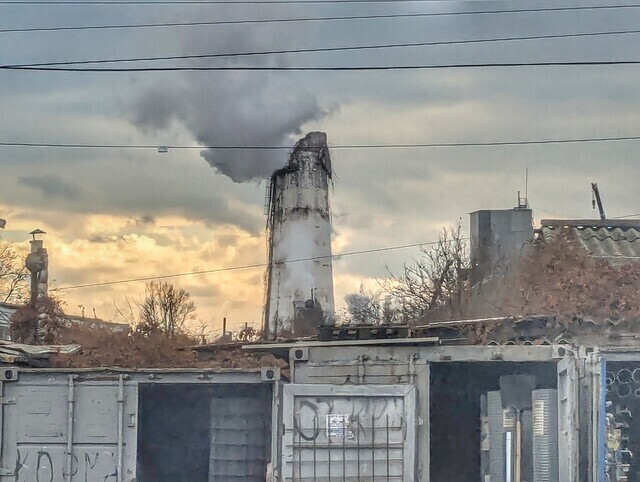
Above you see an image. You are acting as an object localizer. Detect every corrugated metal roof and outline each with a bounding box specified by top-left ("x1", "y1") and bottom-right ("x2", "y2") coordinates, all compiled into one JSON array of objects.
[{"x1": 540, "y1": 219, "x2": 640, "y2": 264}]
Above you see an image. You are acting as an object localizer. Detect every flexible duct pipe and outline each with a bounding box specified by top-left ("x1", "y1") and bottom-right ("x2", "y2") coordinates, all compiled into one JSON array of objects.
[
  {"x1": 617, "y1": 383, "x2": 632, "y2": 398},
  {"x1": 617, "y1": 369, "x2": 633, "y2": 384}
]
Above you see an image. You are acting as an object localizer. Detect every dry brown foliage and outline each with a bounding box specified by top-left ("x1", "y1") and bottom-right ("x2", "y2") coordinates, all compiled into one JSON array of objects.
[
  {"x1": 50, "y1": 326, "x2": 281, "y2": 369},
  {"x1": 9, "y1": 296, "x2": 65, "y2": 344},
  {"x1": 503, "y1": 233, "x2": 640, "y2": 324},
  {"x1": 461, "y1": 231, "x2": 640, "y2": 342}
]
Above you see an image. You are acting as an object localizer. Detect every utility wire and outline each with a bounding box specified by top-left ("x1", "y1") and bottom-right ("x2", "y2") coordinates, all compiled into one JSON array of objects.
[
  {"x1": 57, "y1": 240, "x2": 443, "y2": 290},
  {"x1": 0, "y1": 0, "x2": 517, "y2": 4},
  {"x1": 1, "y1": 4, "x2": 639, "y2": 34},
  {"x1": 7, "y1": 28, "x2": 640, "y2": 68},
  {"x1": 2, "y1": 134, "x2": 640, "y2": 150},
  {"x1": 5, "y1": 60, "x2": 640, "y2": 71}
]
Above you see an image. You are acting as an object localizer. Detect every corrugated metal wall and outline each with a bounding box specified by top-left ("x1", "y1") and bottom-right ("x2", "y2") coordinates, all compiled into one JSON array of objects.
[
  {"x1": 209, "y1": 393, "x2": 272, "y2": 481},
  {"x1": 0, "y1": 370, "x2": 272, "y2": 482},
  {"x1": 532, "y1": 389, "x2": 559, "y2": 482}
]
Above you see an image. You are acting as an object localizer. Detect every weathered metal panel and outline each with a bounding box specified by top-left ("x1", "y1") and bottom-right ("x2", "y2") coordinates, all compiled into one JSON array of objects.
[
  {"x1": 532, "y1": 389, "x2": 559, "y2": 482},
  {"x1": 557, "y1": 356, "x2": 579, "y2": 482},
  {"x1": 281, "y1": 384, "x2": 416, "y2": 481},
  {"x1": 0, "y1": 369, "x2": 270, "y2": 482},
  {"x1": 293, "y1": 345, "x2": 563, "y2": 369},
  {"x1": 6, "y1": 376, "x2": 130, "y2": 482},
  {"x1": 209, "y1": 392, "x2": 272, "y2": 481},
  {"x1": 487, "y1": 390, "x2": 506, "y2": 482}
]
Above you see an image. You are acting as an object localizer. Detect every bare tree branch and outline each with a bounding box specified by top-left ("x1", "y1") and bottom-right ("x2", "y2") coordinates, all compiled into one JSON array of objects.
[
  {"x1": 135, "y1": 281, "x2": 197, "y2": 336},
  {"x1": 0, "y1": 241, "x2": 28, "y2": 304},
  {"x1": 382, "y1": 226, "x2": 470, "y2": 323}
]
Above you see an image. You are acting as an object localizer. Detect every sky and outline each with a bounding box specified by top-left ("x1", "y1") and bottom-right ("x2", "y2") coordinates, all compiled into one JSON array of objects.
[{"x1": 1, "y1": 0, "x2": 640, "y2": 334}]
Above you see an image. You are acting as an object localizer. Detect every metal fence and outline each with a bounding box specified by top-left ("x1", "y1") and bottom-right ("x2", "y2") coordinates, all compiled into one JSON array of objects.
[{"x1": 287, "y1": 414, "x2": 405, "y2": 481}]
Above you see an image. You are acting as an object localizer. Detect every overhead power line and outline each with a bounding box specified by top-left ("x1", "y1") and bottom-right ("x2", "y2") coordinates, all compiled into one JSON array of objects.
[
  {"x1": 2, "y1": 134, "x2": 640, "y2": 150},
  {"x1": 1, "y1": 4, "x2": 639, "y2": 34},
  {"x1": 57, "y1": 240, "x2": 440, "y2": 290},
  {"x1": 4, "y1": 60, "x2": 640, "y2": 71},
  {"x1": 0, "y1": 0, "x2": 508, "y2": 4},
  {"x1": 7, "y1": 28, "x2": 640, "y2": 68},
  {"x1": 12, "y1": 0, "x2": 558, "y2": 3},
  {"x1": 615, "y1": 213, "x2": 640, "y2": 219}
]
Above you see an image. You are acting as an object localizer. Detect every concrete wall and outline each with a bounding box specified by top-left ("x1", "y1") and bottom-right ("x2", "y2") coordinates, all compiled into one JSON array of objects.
[{"x1": 470, "y1": 208, "x2": 533, "y2": 282}]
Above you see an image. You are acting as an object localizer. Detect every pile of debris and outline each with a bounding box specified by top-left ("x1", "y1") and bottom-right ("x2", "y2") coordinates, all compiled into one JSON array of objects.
[
  {"x1": 6, "y1": 298, "x2": 284, "y2": 369},
  {"x1": 51, "y1": 325, "x2": 283, "y2": 370},
  {"x1": 0, "y1": 338, "x2": 80, "y2": 366}
]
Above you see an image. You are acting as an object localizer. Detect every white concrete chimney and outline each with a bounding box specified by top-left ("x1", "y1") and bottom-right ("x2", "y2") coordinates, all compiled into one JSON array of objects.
[{"x1": 264, "y1": 132, "x2": 335, "y2": 338}]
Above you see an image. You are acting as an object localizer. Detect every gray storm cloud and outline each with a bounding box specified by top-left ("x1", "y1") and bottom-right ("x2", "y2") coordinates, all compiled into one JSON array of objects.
[{"x1": 19, "y1": 175, "x2": 81, "y2": 199}]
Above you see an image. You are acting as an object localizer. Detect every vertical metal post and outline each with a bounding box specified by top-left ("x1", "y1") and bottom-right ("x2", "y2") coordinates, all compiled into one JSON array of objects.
[
  {"x1": 297, "y1": 425, "x2": 302, "y2": 482},
  {"x1": 117, "y1": 375, "x2": 124, "y2": 482},
  {"x1": 0, "y1": 381, "x2": 4, "y2": 472},
  {"x1": 0, "y1": 382, "x2": 4, "y2": 467},
  {"x1": 356, "y1": 417, "x2": 361, "y2": 482},
  {"x1": 505, "y1": 431, "x2": 513, "y2": 482},
  {"x1": 312, "y1": 417, "x2": 317, "y2": 481},
  {"x1": 386, "y1": 414, "x2": 390, "y2": 481},
  {"x1": 342, "y1": 426, "x2": 346, "y2": 481},
  {"x1": 270, "y1": 382, "x2": 281, "y2": 482},
  {"x1": 66, "y1": 375, "x2": 75, "y2": 481},
  {"x1": 328, "y1": 428, "x2": 332, "y2": 482},
  {"x1": 371, "y1": 414, "x2": 375, "y2": 480}
]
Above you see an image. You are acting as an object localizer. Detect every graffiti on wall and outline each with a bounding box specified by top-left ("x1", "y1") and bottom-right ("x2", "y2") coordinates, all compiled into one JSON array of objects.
[{"x1": 14, "y1": 447, "x2": 117, "y2": 482}]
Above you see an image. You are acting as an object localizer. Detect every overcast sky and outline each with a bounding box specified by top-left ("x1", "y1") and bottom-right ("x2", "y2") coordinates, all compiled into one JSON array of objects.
[{"x1": 1, "y1": 0, "x2": 640, "y2": 332}]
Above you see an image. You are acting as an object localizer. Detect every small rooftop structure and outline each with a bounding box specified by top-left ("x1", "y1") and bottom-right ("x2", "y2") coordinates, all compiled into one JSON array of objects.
[
  {"x1": 540, "y1": 219, "x2": 640, "y2": 265},
  {"x1": 470, "y1": 207, "x2": 534, "y2": 282}
]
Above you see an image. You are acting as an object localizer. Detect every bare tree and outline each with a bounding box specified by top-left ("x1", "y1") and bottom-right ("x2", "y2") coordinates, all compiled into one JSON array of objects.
[
  {"x1": 136, "y1": 281, "x2": 196, "y2": 336},
  {"x1": 189, "y1": 319, "x2": 213, "y2": 344},
  {"x1": 113, "y1": 297, "x2": 137, "y2": 326},
  {"x1": 0, "y1": 241, "x2": 28, "y2": 304},
  {"x1": 382, "y1": 226, "x2": 470, "y2": 323}
]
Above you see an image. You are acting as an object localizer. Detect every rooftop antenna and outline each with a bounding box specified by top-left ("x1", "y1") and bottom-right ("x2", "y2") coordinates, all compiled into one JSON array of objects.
[
  {"x1": 517, "y1": 168, "x2": 529, "y2": 209},
  {"x1": 591, "y1": 182, "x2": 606, "y2": 220}
]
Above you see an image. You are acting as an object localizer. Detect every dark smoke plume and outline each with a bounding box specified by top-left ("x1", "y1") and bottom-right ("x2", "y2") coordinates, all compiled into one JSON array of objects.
[{"x1": 130, "y1": 20, "x2": 330, "y2": 183}]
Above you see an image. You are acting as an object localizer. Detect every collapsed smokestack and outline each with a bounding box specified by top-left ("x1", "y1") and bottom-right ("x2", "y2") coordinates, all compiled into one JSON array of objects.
[{"x1": 263, "y1": 132, "x2": 335, "y2": 339}]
